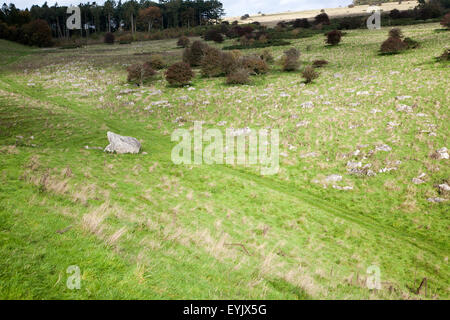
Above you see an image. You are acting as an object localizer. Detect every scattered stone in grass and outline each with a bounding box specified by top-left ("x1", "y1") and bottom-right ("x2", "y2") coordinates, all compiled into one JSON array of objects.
[
  {"x1": 104, "y1": 131, "x2": 141, "y2": 154},
  {"x1": 396, "y1": 104, "x2": 413, "y2": 113},
  {"x1": 325, "y1": 174, "x2": 342, "y2": 183},
  {"x1": 395, "y1": 95, "x2": 412, "y2": 101},
  {"x1": 375, "y1": 144, "x2": 392, "y2": 152},
  {"x1": 427, "y1": 197, "x2": 448, "y2": 203},
  {"x1": 301, "y1": 101, "x2": 314, "y2": 109},
  {"x1": 333, "y1": 185, "x2": 353, "y2": 191},
  {"x1": 412, "y1": 177, "x2": 425, "y2": 185},
  {"x1": 346, "y1": 161, "x2": 362, "y2": 170},
  {"x1": 431, "y1": 147, "x2": 449, "y2": 160},
  {"x1": 438, "y1": 183, "x2": 450, "y2": 195},
  {"x1": 84, "y1": 145, "x2": 103, "y2": 150},
  {"x1": 296, "y1": 120, "x2": 310, "y2": 127},
  {"x1": 300, "y1": 152, "x2": 319, "y2": 158},
  {"x1": 334, "y1": 73, "x2": 343, "y2": 79}
]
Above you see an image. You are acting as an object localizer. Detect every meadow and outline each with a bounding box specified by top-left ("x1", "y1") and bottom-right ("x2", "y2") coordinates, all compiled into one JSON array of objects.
[{"x1": 0, "y1": 22, "x2": 448, "y2": 299}]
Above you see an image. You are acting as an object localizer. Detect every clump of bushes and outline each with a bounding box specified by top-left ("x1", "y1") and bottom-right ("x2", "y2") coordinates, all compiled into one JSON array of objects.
[
  {"x1": 118, "y1": 34, "x2": 133, "y2": 44},
  {"x1": 293, "y1": 18, "x2": 310, "y2": 28},
  {"x1": 403, "y1": 37, "x2": 420, "y2": 49},
  {"x1": 380, "y1": 36, "x2": 407, "y2": 54},
  {"x1": 201, "y1": 46, "x2": 223, "y2": 77},
  {"x1": 389, "y1": 28, "x2": 403, "y2": 39},
  {"x1": 104, "y1": 32, "x2": 115, "y2": 44},
  {"x1": 177, "y1": 36, "x2": 190, "y2": 48},
  {"x1": 220, "y1": 51, "x2": 238, "y2": 75},
  {"x1": 127, "y1": 63, "x2": 156, "y2": 86},
  {"x1": 20, "y1": 19, "x2": 53, "y2": 47},
  {"x1": 239, "y1": 55, "x2": 269, "y2": 75},
  {"x1": 312, "y1": 59, "x2": 328, "y2": 68},
  {"x1": 183, "y1": 40, "x2": 207, "y2": 66},
  {"x1": 226, "y1": 68, "x2": 250, "y2": 85},
  {"x1": 325, "y1": 30, "x2": 342, "y2": 46},
  {"x1": 314, "y1": 13, "x2": 330, "y2": 25},
  {"x1": 204, "y1": 29, "x2": 224, "y2": 43},
  {"x1": 147, "y1": 54, "x2": 165, "y2": 69},
  {"x1": 441, "y1": 12, "x2": 450, "y2": 29},
  {"x1": 302, "y1": 66, "x2": 319, "y2": 84},
  {"x1": 380, "y1": 28, "x2": 407, "y2": 54},
  {"x1": 260, "y1": 49, "x2": 274, "y2": 63},
  {"x1": 165, "y1": 62, "x2": 194, "y2": 86},
  {"x1": 281, "y1": 47, "x2": 300, "y2": 71}
]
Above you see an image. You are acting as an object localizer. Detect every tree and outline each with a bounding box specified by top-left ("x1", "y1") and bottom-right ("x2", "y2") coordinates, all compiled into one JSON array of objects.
[
  {"x1": 138, "y1": 6, "x2": 161, "y2": 32},
  {"x1": 104, "y1": 0, "x2": 115, "y2": 32}
]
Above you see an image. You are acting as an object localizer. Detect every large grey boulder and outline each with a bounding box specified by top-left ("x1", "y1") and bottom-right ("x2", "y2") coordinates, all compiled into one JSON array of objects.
[{"x1": 104, "y1": 131, "x2": 141, "y2": 154}]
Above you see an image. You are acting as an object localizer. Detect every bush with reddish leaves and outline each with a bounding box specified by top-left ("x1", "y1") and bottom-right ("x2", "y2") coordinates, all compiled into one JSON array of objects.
[
  {"x1": 389, "y1": 28, "x2": 403, "y2": 39},
  {"x1": 312, "y1": 59, "x2": 328, "y2": 68},
  {"x1": 147, "y1": 54, "x2": 165, "y2": 69},
  {"x1": 201, "y1": 46, "x2": 223, "y2": 77},
  {"x1": 281, "y1": 48, "x2": 300, "y2": 71},
  {"x1": 177, "y1": 36, "x2": 190, "y2": 48},
  {"x1": 441, "y1": 13, "x2": 450, "y2": 29},
  {"x1": 104, "y1": 32, "x2": 115, "y2": 44},
  {"x1": 302, "y1": 65, "x2": 319, "y2": 84},
  {"x1": 226, "y1": 68, "x2": 250, "y2": 85},
  {"x1": 380, "y1": 36, "x2": 407, "y2": 54},
  {"x1": 165, "y1": 62, "x2": 194, "y2": 86},
  {"x1": 127, "y1": 63, "x2": 156, "y2": 85},
  {"x1": 220, "y1": 51, "x2": 238, "y2": 75},
  {"x1": 325, "y1": 30, "x2": 342, "y2": 46},
  {"x1": 314, "y1": 13, "x2": 330, "y2": 25},
  {"x1": 183, "y1": 40, "x2": 207, "y2": 66},
  {"x1": 239, "y1": 55, "x2": 269, "y2": 75},
  {"x1": 204, "y1": 29, "x2": 224, "y2": 43}
]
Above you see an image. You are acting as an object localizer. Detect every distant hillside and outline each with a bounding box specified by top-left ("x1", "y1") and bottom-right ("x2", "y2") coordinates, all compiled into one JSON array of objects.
[{"x1": 353, "y1": 0, "x2": 397, "y2": 4}]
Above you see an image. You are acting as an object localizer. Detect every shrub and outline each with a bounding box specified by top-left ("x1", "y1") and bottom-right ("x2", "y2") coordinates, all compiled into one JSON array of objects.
[
  {"x1": 293, "y1": 18, "x2": 310, "y2": 28},
  {"x1": 438, "y1": 48, "x2": 449, "y2": 61},
  {"x1": 201, "y1": 46, "x2": 223, "y2": 77},
  {"x1": 338, "y1": 16, "x2": 365, "y2": 30},
  {"x1": 380, "y1": 36, "x2": 407, "y2": 54},
  {"x1": 21, "y1": 19, "x2": 53, "y2": 47},
  {"x1": 389, "y1": 9, "x2": 402, "y2": 19},
  {"x1": 281, "y1": 47, "x2": 300, "y2": 71},
  {"x1": 312, "y1": 59, "x2": 328, "y2": 68},
  {"x1": 325, "y1": 30, "x2": 342, "y2": 45},
  {"x1": 241, "y1": 14, "x2": 250, "y2": 20},
  {"x1": 0, "y1": 22, "x2": 10, "y2": 39},
  {"x1": 204, "y1": 29, "x2": 224, "y2": 43},
  {"x1": 177, "y1": 36, "x2": 190, "y2": 47},
  {"x1": 165, "y1": 62, "x2": 194, "y2": 86},
  {"x1": 183, "y1": 40, "x2": 207, "y2": 66},
  {"x1": 226, "y1": 68, "x2": 250, "y2": 85},
  {"x1": 403, "y1": 37, "x2": 420, "y2": 49},
  {"x1": 260, "y1": 49, "x2": 274, "y2": 63},
  {"x1": 147, "y1": 54, "x2": 165, "y2": 69},
  {"x1": 314, "y1": 13, "x2": 330, "y2": 25},
  {"x1": 220, "y1": 51, "x2": 238, "y2": 75},
  {"x1": 441, "y1": 13, "x2": 450, "y2": 29},
  {"x1": 302, "y1": 66, "x2": 319, "y2": 84},
  {"x1": 127, "y1": 63, "x2": 156, "y2": 85},
  {"x1": 389, "y1": 28, "x2": 403, "y2": 39},
  {"x1": 104, "y1": 32, "x2": 115, "y2": 44},
  {"x1": 239, "y1": 55, "x2": 269, "y2": 75},
  {"x1": 118, "y1": 34, "x2": 133, "y2": 44}
]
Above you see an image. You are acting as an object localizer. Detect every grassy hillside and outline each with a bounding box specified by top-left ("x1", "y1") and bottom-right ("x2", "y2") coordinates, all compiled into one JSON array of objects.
[{"x1": 0, "y1": 23, "x2": 448, "y2": 299}]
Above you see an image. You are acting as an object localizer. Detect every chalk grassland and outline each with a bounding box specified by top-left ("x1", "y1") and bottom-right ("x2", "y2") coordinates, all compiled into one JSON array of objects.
[
  {"x1": 0, "y1": 22, "x2": 448, "y2": 299},
  {"x1": 224, "y1": 1, "x2": 419, "y2": 26}
]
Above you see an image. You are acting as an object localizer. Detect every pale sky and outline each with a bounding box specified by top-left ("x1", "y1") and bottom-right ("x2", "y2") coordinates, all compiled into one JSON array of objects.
[{"x1": 5, "y1": 0, "x2": 354, "y2": 17}]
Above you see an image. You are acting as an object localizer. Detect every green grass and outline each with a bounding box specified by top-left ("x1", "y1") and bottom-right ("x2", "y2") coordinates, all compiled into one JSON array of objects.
[{"x1": 0, "y1": 23, "x2": 448, "y2": 300}]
